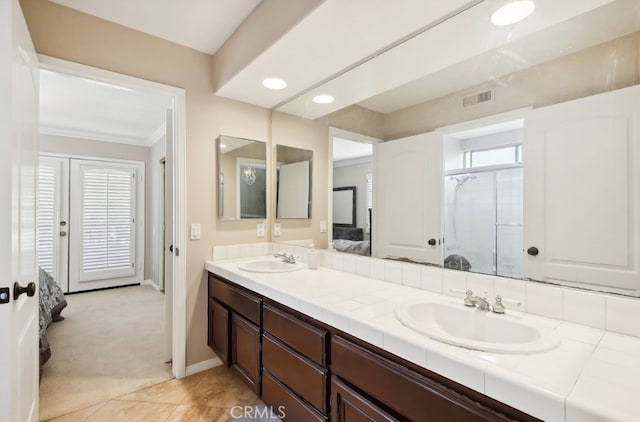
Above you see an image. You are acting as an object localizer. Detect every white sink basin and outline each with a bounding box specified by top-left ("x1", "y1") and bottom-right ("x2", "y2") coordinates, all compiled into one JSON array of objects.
[
  {"x1": 238, "y1": 259, "x2": 304, "y2": 273},
  {"x1": 395, "y1": 301, "x2": 559, "y2": 354}
]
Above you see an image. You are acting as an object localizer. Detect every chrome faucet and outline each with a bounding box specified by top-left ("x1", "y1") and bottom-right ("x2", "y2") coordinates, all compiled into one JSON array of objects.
[
  {"x1": 274, "y1": 253, "x2": 296, "y2": 264},
  {"x1": 460, "y1": 289, "x2": 491, "y2": 311}
]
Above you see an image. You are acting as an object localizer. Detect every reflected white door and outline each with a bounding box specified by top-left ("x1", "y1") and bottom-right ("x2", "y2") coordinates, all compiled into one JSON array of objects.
[
  {"x1": 0, "y1": 0, "x2": 40, "y2": 420},
  {"x1": 164, "y1": 109, "x2": 173, "y2": 363},
  {"x1": 524, "y1": 84, "x2": 640, "y2": 294},
  {"x1": 376, "y1": 132, "x2": 442, "y2": 263},
  {"x1": 277, "y1": 161, "x2": 310, "y2": 218}
]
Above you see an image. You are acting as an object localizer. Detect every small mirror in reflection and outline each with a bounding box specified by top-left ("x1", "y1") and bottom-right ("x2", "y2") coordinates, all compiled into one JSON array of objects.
[{"x1": 217, "y1": 135, "x2": 266, "y2": 220}]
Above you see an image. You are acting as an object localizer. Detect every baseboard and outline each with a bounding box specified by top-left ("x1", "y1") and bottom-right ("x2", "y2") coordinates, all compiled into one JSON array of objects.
[
  {"x1": 185, "y1": 357, "x2": 223, "y2": 377},
  {"x1": 141, "y1": 279, "x2": 161, "y2": 291}
]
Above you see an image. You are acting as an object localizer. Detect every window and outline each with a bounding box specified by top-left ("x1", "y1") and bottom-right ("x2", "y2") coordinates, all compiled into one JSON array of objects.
[{"x1": 464, "y1": 145, "x2": 522, "y2": 168}]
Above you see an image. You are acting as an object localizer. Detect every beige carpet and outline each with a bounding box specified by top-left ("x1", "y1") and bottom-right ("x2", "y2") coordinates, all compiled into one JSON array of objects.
[{"x1": 39, "y1": 284, "x2": 173, "y2": 421}]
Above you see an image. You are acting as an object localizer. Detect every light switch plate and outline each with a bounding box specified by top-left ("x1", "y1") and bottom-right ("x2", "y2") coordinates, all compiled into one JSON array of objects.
[
  {"x1": 190, "y1": 223, "x2": 201, "y2": 240},
  {"x1": 320, "y1": 220, "x2": 327, "y2": 233},
  {"x1": 256, "y1": 223, "x2": 265, "y2": 238},
  {"x1": 274, "y1": 222, "x2": 281, "y2": 237}
]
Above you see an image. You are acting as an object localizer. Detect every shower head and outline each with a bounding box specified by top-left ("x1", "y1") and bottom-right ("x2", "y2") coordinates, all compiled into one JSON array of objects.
[{"x1": 451, "y1": 174, "x2": 476, "y2": 187}]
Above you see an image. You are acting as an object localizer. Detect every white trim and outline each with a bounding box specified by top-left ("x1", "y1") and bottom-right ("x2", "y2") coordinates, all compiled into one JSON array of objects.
[
  {"x1": 185, "y1": 357, "x2": 223, "y2": 377},
  {"x1": 436, "y1": 107, "x2": 532, "y2": 135},
  {"x1": 40, "y1": 125, "x2": 152, "y2": 147},
  {"x1": 141, "y1": 279, "x2": 161, "y2": 291},
  {"x1": 38, "y1": 55, "x2": 188, "y2": 379}
]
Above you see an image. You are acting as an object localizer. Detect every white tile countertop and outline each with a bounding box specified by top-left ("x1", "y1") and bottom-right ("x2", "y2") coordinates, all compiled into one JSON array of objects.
[{"x1": 205, "y1": 256, "x2": 640, "y2": 422}]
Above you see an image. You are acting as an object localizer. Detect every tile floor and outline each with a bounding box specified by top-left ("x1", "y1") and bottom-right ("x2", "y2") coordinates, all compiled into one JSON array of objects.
[{"x1": 45, "y1": 366, "x2": 261, "y2": 422}]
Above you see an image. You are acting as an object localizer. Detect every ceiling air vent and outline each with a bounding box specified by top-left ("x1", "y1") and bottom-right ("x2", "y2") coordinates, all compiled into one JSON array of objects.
[{"x1": 462, "y1": 89, "x2": 493, "y2": 107}]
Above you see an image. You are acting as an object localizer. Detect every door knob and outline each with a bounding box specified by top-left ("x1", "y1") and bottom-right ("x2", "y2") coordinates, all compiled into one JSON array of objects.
[
  {"x1": 428, "y1": 238, "x2": 437, "y2": 246},
  {"x1": 13, "y1": 282, "x2": 36, "y2": 301},
  {"x1": 527, "y1": 246, "x2": 539, "y2": 256},
  {"x1": 169, "y1": 244, "x2": 174, "y2": 253}
]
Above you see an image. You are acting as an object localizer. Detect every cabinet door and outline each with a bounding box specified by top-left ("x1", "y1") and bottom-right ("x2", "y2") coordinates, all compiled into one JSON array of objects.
[
  {"x1": 208, "y1": 298, "x2": 230, "y2": 366},
  {"x1": 524, "y1": 85, "x2": 640, "y2": 294},
  {"x1": 376, "y1": 131, "x2": 442, "y2": 263},
  {"x1": 231, "y1": 313, "x2": 261, "y2": 393},
  {"x1": 332, "y1": 377, "x2": 398, "y2": 422}
]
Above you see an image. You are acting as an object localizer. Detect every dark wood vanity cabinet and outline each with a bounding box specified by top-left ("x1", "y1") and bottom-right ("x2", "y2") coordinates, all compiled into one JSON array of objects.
[
  {"x1": 207, "y1": 272, "x2": 539, "y2": 421},
  {"x1": 207, "y1": 274, "x2": 262, "y2": 394},
  {"x1": 261, "y1": 303, "x2": 329, "y2": 421}
]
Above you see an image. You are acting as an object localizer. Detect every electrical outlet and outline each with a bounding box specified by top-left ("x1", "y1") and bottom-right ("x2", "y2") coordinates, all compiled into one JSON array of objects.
[
  {"x1": 190, "y1": 223, "x2": 201, "y2": 240},
  {"x1": 256, "y1": 223, "x2": 265, "y2": 238},
  {"x1": 274, "y1": 222, "x2": 281, "y2": 237},
  {"x1": 320, "y1": 220, "x2": 327, "y2": 233}
]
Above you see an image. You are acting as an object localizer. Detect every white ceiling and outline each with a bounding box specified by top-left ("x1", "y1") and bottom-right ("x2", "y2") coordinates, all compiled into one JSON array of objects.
[
  {"x1": 333, "y1": 137, "x2": 373, "y2": 163},
  {"x1": 49, "y1": 0, "x2": 260, "y2": 54},
  {"x1": 40, "y1": 69, "x2": 173, "y2": 146}
]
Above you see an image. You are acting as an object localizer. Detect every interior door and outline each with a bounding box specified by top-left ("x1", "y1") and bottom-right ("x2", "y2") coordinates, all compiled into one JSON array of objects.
[
  {"x1": 376, "y1": 132, "x2": 442, "y2": 264},
  {"x1": 524, "y1": 84, "x2": 640, "y2": 294},
  {"x1": 0, "y1": 1, "x2": 40, "y2": 420},
  {"x1": 164, "y1": 109, "x2": 173, "y2": 363},
  {"x1": 277, "y1": 161, "x2": 310, "y2": 218}
]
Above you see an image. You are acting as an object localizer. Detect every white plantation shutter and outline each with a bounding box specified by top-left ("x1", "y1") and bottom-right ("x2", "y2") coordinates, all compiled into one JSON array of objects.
[
  {"x1": 366, "y1": 173, "x2": 373, "y2": 233},
  {"x1": 37, "y1": 164, "x2": 56, "y2": 274},
  {"x1": 73, "y1": 161, "x2": 136, "y2": 282}
]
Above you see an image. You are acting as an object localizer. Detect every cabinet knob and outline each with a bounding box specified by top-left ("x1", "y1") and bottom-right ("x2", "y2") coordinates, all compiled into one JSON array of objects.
[
  {"x1": 527, "y1": 246, "x2": 539, "y2": 256},
  {"x1": 428, "y1": 238, "x2": 437, "y2": 246}
]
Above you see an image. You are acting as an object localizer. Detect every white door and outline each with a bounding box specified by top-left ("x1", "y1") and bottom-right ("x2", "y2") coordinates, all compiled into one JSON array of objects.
[
  {"x1": 37, "y1": 156, "x2": 70, "y2": 292},
  {"x1": 68, "y1": 159, "x2": 143, "y2": 292},
  {"x1": 164, "y1": 110, "x2": 173, "y2": 363},
  {"x1": 524, "y1": 85, "x2": 640, "y2": 294},
  {"x1": 0, "y1": 0, "x2": 40, "y2": 420},
  {"x1": 376, "y1": 132, "x2": 442, "y2": 263},
  {"x1": 277, "y1": 161, "x2": 310, "y2": 218}
]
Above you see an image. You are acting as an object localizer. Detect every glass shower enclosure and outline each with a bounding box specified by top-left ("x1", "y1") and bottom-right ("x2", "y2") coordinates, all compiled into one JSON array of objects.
[{"x1": 443, "y1": 167, "x2": 523, "y2": 278}]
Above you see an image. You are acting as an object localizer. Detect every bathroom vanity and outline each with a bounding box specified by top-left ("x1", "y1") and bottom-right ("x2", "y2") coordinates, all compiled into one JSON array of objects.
[{"x1": 207, "y1": 269, "x2": 537, "y2": 421}]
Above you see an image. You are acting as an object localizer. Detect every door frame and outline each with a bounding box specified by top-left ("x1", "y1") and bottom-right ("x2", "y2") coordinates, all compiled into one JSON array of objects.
[{"x1": 38, "y1": 55, "x2": 188, "y2": 378}]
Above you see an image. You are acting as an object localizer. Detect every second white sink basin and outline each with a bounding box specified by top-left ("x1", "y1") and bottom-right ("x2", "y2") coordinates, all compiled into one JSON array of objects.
[
  {"x1": 395, "y1": 301, "x2": 559, "y2": 354},
  {"x1": 238, "y1": 259, "x2": 304, "y2": 273}
]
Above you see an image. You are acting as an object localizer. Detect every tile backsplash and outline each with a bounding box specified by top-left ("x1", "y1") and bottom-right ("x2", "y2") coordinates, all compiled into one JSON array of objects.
[
  {"x1": 210, "y1": 244, "x2": 640, "y2": 339},
  {"x1": 317, "y1": 250, "x2": 640, "y2": 339}
]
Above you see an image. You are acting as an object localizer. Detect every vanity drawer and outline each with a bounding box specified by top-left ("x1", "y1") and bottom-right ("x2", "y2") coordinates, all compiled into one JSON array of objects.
[
  {"x1": 209, "y1": 274, "x2": 261, "y2": 325},
  {"x1": 263, "y1": 304, "x2": 326, "y2": 366},
  {"x1": 263, "y1": 334, "x2": 328, "y2": 414},
  {"x1": 262, "y1": 370, "x2": 327, "y2": 422},
  {"x1": 331, "y1": 336, "x2": 513, "y2": 422}
]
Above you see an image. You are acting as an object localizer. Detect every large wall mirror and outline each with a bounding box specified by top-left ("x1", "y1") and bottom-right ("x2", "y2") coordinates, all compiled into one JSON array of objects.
[
  {"x1": 271, "y1": 0, "x2": 640, "y2": 296},
  {"x1": 217, "y1": 135, "x2": 267, "y2": 220},
  {"x1": 275, "y1": 145, "x2": 312, "y2": 219}
]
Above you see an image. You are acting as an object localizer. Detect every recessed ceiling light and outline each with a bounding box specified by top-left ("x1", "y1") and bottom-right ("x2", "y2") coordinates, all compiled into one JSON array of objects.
[
  {"x1": 491, "y1": 1, "x2": 535, "y2": 26},
  {"x1": 312, "y1": 94, "x2": 334, "y2": 104},
  {"x1": 262, "y1": 78, "x2": 287, "y2": 90}
]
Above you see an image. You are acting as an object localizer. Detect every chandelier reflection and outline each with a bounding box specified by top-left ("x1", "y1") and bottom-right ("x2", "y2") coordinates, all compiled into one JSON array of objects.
[{"x1": 243, "y1": 165, "x2": 256, "y2": 186}]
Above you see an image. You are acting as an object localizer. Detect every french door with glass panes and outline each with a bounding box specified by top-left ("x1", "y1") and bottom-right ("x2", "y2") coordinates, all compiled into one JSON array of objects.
[{"x1": 38, "y1": 156, "x2": 143, "y2": 293}]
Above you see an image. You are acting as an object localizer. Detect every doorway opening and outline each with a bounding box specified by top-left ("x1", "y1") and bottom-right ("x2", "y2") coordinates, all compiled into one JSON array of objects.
[
  {"x1": 330, "y1": 128, "x2": 380, "y2": 257},
  {"x1": 442, "y1": 118, "x2": 524, "y2": 278},
  {"x1": 35, "y1": 56, "x2": 186, "y2": 419}
]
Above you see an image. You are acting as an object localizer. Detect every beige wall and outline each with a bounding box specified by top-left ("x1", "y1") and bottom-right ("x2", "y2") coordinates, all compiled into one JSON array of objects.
[
  {"x1": 384, "y1": 31, "x2": 640, "y2": 140},
  {"x1": 21, "y1": 0, "x2": 271, "y2": 366}
]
